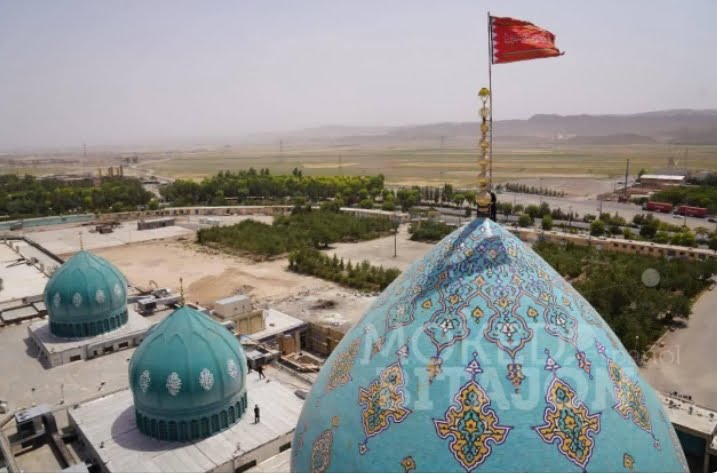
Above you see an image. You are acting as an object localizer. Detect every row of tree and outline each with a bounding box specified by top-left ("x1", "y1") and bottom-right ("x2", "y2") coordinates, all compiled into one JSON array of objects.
[
  {"x1": 534, "y1": 241, "x2": 717, "y2": 353},
  {"x1": 0, "y1": 174, "x2": 154, "y2": 218},
  {"x1": 498, "y1": 182, "x2": 566, "y2": 197},
  {"x1": 288, "y1": 247, "x2": 400, "y2": 293},
  {"x1": 196, "y1": 207, "x2": 395, "y2": 258},
  {"x1": 159, "y1": 168, "x2": 385, "y2": 207},
  {"x1": 409, "y1": 220, "x2": 454, "y2": 242}
]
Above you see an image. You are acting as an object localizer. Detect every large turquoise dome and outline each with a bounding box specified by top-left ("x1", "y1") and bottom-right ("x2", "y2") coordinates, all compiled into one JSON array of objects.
[
  {"x1": 292, "y1": 219, "x2": 688, "y2": 473},
  {"x1": 44, "y1": 250, "x2": 128, "y2": 338},
  {"x1": 128, "y1": 306, "x2": 248, "y2": 441}
]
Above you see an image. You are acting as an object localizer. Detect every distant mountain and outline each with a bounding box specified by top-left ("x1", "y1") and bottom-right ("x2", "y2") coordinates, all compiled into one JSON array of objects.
[{"x1": 250, "y1": 109, "x2": 717, "y2": 146}]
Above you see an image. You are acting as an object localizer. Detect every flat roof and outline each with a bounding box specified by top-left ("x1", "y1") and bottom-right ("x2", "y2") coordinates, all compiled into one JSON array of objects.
[
  {"x1": 250, "y1": 309, "x2": 306, "y2": 342},
  {"x1": 660, "y1": 394, "x2": 717, "y2": 438},
  {"x1": 0, "y1": 244, "x2": 48, "y2": 303},
  {"x1": 29, "y1": 309, "x2": 151, "y2": 353},
  {"x1": 2, "y1": 305, "x2": 40, "y2": 323},
  {"x1": 216, "y1": 294, "x2": 250, "y2": 305},
  {"x1": 640, "y1": 175, "x2": 686, "y2": 181},
  {"x1": 25, "y1": 221, "x2": 193, "y2": 256},
  {"x1": 70, "y1": 374, "x2": 304, "y2": 472}
]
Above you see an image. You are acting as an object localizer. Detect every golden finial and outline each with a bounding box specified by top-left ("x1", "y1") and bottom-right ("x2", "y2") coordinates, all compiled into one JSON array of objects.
[
  {"x1": 476, "y1": 86, "x2": 492, "y2": 213},
  {"x1": 179, "y1": 278, "x2": 185, "y2": 306},
  {"x1": 79, "y1": 231, "x2": 84, "y2": 250}
]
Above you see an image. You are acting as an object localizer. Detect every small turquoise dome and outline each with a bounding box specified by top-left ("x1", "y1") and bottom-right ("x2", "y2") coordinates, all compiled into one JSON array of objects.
[
  {"x1": 292, "y1": 219, "x2": 688, "y2": 473},
  {"x1": 44, "y1": 250, "x2": 128, "y2": 338},
  {"x1": 128, "y1": 306, "x2": 248, "y2": 441}
]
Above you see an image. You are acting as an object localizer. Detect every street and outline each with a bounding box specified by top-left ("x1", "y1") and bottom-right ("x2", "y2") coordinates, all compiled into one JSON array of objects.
[
  {"x1": 498, "y1": 191, "x2": 714, "y2": 232},
  {"x1": 641, "y1": 284, "x2": 717, "y2": 409}
]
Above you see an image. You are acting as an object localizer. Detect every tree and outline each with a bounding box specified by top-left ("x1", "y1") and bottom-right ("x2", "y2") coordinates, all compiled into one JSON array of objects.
[
  {"x1": 518, "y1": 213, "x2": 532, "y2": 228},
  {"x1": 541, "y1": 214, "x2": 553, "y2": 231},
  {"x1": 639, "y1": 219, "x2": 659, "y2": 239},
  {"x1": 708, "y1": 233, "x2": 717, "y2": 251},
  {"x1": 590, "y1": 220, "x2": 605, "y2": 236},
  {"x1": 525, "y1": 205, "x2": 541, "y2": 219}
]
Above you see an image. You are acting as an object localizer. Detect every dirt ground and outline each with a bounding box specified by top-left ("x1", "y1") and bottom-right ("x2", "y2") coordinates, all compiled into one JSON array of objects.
[
  {"x1": 92, "y1": 238, "x2": 376, "y2": 329},
  {"x1": 322, "y1": 224, "x2": 433, "y2": 272},
  {"x1": 93, "y1": 239, "x2": 320, "y2": 305}
]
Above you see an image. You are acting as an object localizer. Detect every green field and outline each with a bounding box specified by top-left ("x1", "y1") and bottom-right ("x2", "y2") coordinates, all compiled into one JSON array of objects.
[
  {"x1": 4, "y1": 144, "x2": 717, "y2": 187},
  {"x1": 133, "y1": 144, "x2": 717, "y2": 185}
]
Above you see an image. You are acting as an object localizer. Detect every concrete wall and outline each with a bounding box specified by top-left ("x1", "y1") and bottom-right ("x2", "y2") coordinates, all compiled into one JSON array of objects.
[
  {"x1": 214, "y1": 296, "x2": 253, "y2": 319},
  {"x1": 28, "y1": 325, "x2": 145, "y2": 368},
  {"x1": 235, "y1": 312, "x2": 265, "y2": 335},
  {"x1": 224, "y1": 431, "x2": 294, "y2": 473},
  {"x1": 511, "y1": 228, "x2": 716, "y2": 262}
]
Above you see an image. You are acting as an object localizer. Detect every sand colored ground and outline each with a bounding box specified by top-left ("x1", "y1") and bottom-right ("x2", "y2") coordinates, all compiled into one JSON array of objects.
[{"x1": 92, "y1": 240, "x2": 326, "y2": 307}]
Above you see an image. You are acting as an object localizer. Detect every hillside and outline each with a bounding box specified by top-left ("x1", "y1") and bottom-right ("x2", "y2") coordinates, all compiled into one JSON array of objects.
[{"x1": 250, "y1": 109, "x2": 717, "y2": 146}]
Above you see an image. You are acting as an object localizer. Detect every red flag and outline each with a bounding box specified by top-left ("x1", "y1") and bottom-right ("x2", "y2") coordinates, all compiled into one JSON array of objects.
[{"x1": 491, "y1": 16, "x2": 563, "y2": 64}]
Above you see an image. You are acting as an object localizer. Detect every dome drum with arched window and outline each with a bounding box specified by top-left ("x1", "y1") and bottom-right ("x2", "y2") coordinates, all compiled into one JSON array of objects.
[
  {"x1": 44, "y1": 250, "x2": 129, "y2": 338},
  {"x1": 129, "y1": 306, "x2": 248, "y2": 442}
]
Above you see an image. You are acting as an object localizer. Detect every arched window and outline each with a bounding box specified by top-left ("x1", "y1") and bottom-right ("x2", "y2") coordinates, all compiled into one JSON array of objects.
[
  {"x1": 168, "y1": 421, "x2": 177, "y2": 441},
  {"x1": 211, "y1": 414, "x2": 219, "y2": 433}
]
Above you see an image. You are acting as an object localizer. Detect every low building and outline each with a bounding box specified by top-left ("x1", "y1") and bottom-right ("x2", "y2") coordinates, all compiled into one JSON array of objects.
[
  {"x1": 27, "y1": 309, "x2": 151, "y2": 367},
  {"x1": 661, "y1": 393, "x2": 717, "y2": 472},
  {"x1": 639, "y1": 174, "x2": 686, "y2": 187},
  {"x1": 137, "y1": 217, "x2": 175, "y2": 231},
  {"x1": 25, "y1": 247, "x2": 155, "y2": 367},
  {"x1": 250, "y1": 309, "x2": 307, "y2": 354},
  {"x1": 69, "y1": 305, "x2": 304, "y2": 473},
  {"x1": 214, "y1": 295, "x2": 253, "y2": 319}
]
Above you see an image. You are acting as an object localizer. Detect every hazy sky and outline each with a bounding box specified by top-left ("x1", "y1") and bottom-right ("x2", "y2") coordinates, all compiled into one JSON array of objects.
[{"x1": 1, "y1": 0, "x2": 716, "y2": 149}]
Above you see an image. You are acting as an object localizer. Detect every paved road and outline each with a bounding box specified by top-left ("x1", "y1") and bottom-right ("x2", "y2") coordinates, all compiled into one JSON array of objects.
[
  {"x1": 641, "y1": 284, "x2": 717, "y2": 409},
  {"x1": 499, "y1": 191, "x2": 714, "y2": 232}
]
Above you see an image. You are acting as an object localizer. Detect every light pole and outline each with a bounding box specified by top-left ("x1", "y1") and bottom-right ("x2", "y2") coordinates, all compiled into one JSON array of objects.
[{"x1": 393, "y1": 212, "x2": 399, "y2": 258}]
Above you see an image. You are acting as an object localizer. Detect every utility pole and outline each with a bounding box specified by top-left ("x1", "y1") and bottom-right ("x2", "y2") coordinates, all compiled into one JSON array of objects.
[{"x1": 623, "y1": 158, "x2": 630, "y2": 200}]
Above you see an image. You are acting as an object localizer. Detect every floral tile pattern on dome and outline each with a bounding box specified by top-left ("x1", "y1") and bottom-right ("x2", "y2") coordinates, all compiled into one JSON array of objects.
[
  {"x1": 596, "y1": 341, "x2": 660, "y2": 448},
  {"x1": 534, "y1": 349, "x2": 601, "y2": 471},
  {"x1": 434, "y1": 352, "x2": 511, "y2": 472},
  {"x1": 358, "y1": 345, "x2": 411, "y2": 454}
]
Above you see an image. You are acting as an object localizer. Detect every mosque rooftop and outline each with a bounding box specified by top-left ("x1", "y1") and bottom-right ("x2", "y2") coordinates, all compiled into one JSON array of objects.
[
  {"x1": 69, "y1": 368, "x2": 304, "y2": 472},
  {"x1": 0, "y1": 243, "x2": 48, "y2": 303},
  {"x1": 28, "y1": 308, "x2": 150, "y2": 354}
]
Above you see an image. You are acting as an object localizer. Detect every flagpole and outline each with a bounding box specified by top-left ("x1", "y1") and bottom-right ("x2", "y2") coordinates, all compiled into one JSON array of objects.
[{"x1": 487, "y1": 11, "x2": 493, "y2": 189}]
